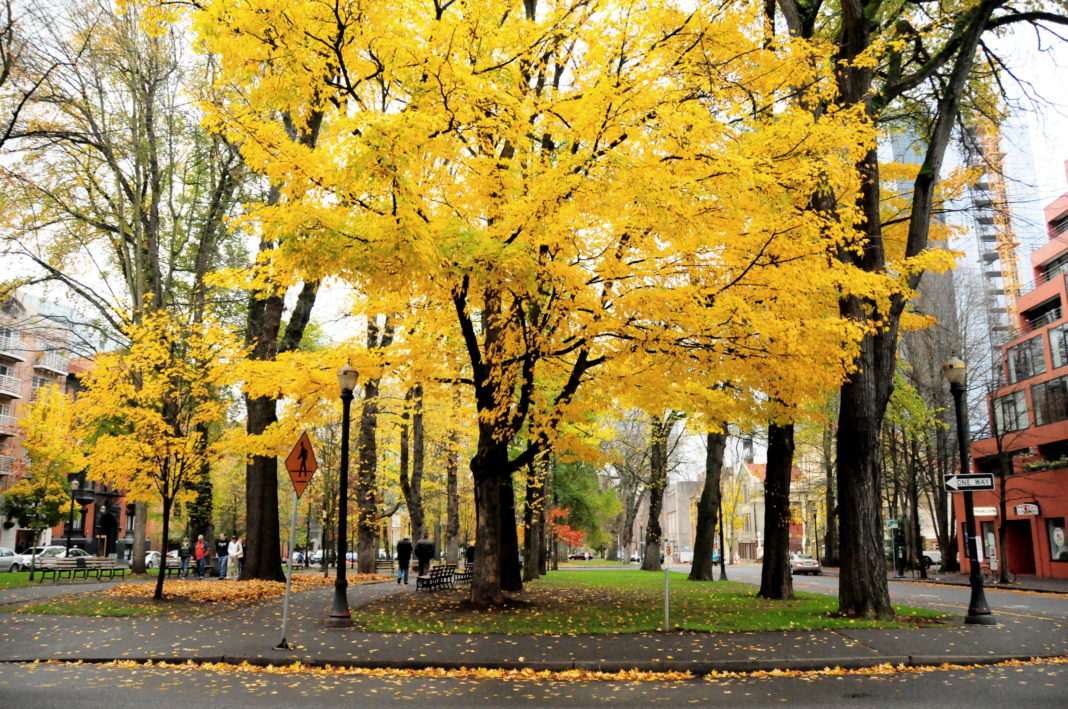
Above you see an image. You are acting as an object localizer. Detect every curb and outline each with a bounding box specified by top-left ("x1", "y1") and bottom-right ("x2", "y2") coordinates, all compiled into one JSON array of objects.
[{"x1": 3, "y1": 652, "x2": 1064, "y2": 675}]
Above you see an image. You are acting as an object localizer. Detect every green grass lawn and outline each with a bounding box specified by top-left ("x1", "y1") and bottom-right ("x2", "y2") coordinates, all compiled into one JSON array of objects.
[
  {"x1": 0, "y1": 571, "x2": 36, "y2": 589},
  {"x1": 350, "y1": 569, "x2": 947, "y2": 634}
]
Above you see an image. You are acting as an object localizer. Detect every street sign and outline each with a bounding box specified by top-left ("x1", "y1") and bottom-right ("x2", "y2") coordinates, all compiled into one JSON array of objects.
[
  {"x1": 887, "y1": 519, "x2": 899, "y2": 529},
  {"x1": 943, "y1": 473, "x2": 995, "y2": 492},
  {"x1": 284, "y1": 431, "x2": 318, "y2": 498}
]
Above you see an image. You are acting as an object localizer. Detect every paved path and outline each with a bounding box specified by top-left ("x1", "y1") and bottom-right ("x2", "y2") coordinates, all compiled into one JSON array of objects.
[{"x1": 1, "y1": 571, "x2": 1066, "y2": 673}]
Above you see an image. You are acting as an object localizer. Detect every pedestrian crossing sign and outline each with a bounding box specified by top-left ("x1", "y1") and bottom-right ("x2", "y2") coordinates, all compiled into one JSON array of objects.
[{"x1": 284, "y1": 431, "x2": 318, "y2": 498}]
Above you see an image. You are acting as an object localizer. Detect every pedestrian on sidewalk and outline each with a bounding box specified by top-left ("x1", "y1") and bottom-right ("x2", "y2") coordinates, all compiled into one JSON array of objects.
[
  {"x1": 227, "y1": 534, "x2": 243, "y2": 580},
  {"x1": 215, "y1": 533, "x2": 229, "y2": 580},
  {"x1": 465, "y1": 543, "x2": 475, "y2": 568},
  {"x1": 178, "y1": 536, "x2": 193, "y2": 579},
  {"x1": 414, "y1": 538, "x2": 435, "y2": 577},
  {"x1": 396, "y1": 537, "x2": 412, "y2": 584},
  {"x1": 194, "y1": 534, "x2": 210, "y2": 579}
]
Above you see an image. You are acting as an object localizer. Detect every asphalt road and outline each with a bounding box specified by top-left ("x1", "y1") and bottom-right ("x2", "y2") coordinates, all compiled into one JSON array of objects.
[
  {"x1": 2, "y1": 659, "x2": 1065, "y2": 708},
  {"x1": 703, "y1": 564, "x2": 1068, "y2": 622}
]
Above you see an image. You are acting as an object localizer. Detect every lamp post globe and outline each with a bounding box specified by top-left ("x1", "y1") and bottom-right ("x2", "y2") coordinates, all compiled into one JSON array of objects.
[
  {"x1": 328, "y1": 364, "x2": 358, "y2": 628},
  {"x1": 942, "y1": 356, "x2": 995, "y2": 625}
]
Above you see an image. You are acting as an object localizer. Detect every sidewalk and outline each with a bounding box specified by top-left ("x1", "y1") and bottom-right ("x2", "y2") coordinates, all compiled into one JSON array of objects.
[
  {"x1": 818, "y1": 566, "x2": 1068, "y2": 595},
  {"x1": 1, "y1": 577, "x2": 1066, "y2": 674}
]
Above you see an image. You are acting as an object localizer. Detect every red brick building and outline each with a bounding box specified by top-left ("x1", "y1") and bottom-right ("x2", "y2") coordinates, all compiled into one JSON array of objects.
[{"x1": 970, "y1": 161, "x2": 1068, "y2": 579}]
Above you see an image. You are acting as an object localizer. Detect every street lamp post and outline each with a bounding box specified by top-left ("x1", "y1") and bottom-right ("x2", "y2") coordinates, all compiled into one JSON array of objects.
[
  {"x1": 942, "y1": 356, "x2": 995, "y2": 625},
  {"x1": 812, "y1": 509, "x2": 820, "y2": 566},
  {"x1": 327, "y1": 364, "x2": 358, "y2": 629},
  {"x1": 65, "y1": 479, "x2": 79, "y2": 552}
]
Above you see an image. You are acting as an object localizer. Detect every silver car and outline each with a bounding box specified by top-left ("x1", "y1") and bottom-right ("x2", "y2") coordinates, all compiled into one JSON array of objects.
[{"x1": 0, "y1": 547, "x2": 16, "y2": 572}]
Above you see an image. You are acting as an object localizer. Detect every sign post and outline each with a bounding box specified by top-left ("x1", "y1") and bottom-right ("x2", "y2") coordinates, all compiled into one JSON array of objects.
[
  {"x1": 663, "y1": 540, "x2": 672, "y2": 631},
  {"x1": 275, "y1": 432, "x2": 318, "y2": 651}
]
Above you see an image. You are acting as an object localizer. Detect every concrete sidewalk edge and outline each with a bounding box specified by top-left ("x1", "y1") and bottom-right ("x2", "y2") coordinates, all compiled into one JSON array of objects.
[{"x1": 2, "y1": 652, "x2": 1064, "y2": 675}]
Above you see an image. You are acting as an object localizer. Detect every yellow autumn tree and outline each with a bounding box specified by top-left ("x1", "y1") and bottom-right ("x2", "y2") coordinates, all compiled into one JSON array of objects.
[
  {"x1": 194, "y1": 0, "x2": 883, "y2": 604},
  {"x1": 78, "y1": 311, "x2": 242, "y2": 599}
]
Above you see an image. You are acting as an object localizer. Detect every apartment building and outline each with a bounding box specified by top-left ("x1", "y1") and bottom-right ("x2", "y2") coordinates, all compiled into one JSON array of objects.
[
  {"x1": 0, "y1": 292, "x2": 130, "y2": 556},
  {"x1": 969, "y1": 160, "x2": 1068, "y2": 580}
]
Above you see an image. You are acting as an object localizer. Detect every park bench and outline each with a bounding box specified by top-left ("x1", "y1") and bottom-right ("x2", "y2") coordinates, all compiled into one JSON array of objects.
[
  {"x1": 416, "y1": 564, "x2": 455, "y2": 591},
  {"x1": 84, "y1": 557, "x2": 128, "y2": 581},
  {"x1": 453, "y1": 566, "x2": 472, "y2": 586},
  {"x1": 36, "y1": 558, "x2": 84, "y2": 583},
  {"x1": 162, "y1": 557, "x2": 183, "y2": 577},
  {"x1": 375, "y1": 559, "x2": 395, "y2": 575}
]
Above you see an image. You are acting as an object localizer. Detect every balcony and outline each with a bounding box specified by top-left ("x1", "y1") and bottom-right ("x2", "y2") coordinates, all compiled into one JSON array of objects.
[
  {"x1": 0, "y1": 334, "x2": 25, "y2": 361},
  {"x1": 0, "y1": 373, "x2": 22, "y2": 398},
  {"x1": 0, "y1": 414, "x2": 16, "y2": 436},
  {"x1": 1025, "y1": 306, "x2": 1063, "y2": 331},
  {"x1": 33, "y1": 351, "x2": 68, "y2": 375}
]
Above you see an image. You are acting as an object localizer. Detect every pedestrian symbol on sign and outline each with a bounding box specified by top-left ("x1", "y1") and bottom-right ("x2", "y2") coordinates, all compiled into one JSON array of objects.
[{"x1": 284, "y1": 432, "x2": 318, "y2": 498}]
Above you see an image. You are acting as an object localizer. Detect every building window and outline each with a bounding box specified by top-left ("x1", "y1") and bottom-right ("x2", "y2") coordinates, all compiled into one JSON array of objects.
[
  {"x1": 1032, "y1": 375, "x2": 1068, "y2": 426},
  {"x1": 1052, "y1": 324, "x2": 1068, "y2": 370},
  {"x1": 1007, "y1": 336, "x2": 1046, "y2": 383},
  {"x1": 992, "y1": 390, "x2": 1028, "y2": 432},
  {"x1": 1049, "y1": 518, "x2": 1068, "y2": 562}
]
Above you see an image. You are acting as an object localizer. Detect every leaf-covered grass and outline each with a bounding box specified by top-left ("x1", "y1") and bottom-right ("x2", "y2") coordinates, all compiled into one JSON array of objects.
[
  {"x1": 351, "y1": 570, "x2": 947, "y2": 634},
  {"x1": 0, "y1": 573, "x2": 393, "y2": 617},
  {"x1": 0, "y1": 595, "x2": 203, "y2": 617}
]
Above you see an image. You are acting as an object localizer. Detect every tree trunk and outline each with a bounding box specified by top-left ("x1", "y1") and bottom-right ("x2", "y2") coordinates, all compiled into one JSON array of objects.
[
  {"x1": 398, "y1": 385, "x2": 426, "y2": 541},
  {"x1": 445, "y1": 424, "x2": 461, "y2": 565},
  {"x1": 500, "y1": 471, "x2": 522, "y2": 592},
  {"x1": 689, "y1": 429, "x2": 726, "y2": 581},
  {"x1": 243, "y1": 395, "x2": 285, "y2": 581},
  {"x1": 153, "y1": 496, "x2": 172, "y2": 600},
  {"x1": 131, "y1": 501, "x2": 147, "y2": 574},
  {"x1": 356, "y1": 377, "x2": 379, "y2": 574},
  {"x1": 640, "y1": 416, "x2": 670, "y2": 572},
  {"x1": 909, "y1": 435, "x2": 927, "y2": 579},
  {"x1": 522, "y1": 459, "x2": 540, "y2": 581},
  {"x1": 356, "y1": 316, "x2": 392, "y2": 574},
  {"x1": 837, "y1": 330, "x2": 895, "y2": 618},
  {"x1": 821, "y1": 419, "x2": 838, "y2": 566},
  {"x1": 758, "y1": 422, "x2": 794, "y2": 600},
  {"x1": 470, "y1": 440, "x2": 506, "y2": 605}
]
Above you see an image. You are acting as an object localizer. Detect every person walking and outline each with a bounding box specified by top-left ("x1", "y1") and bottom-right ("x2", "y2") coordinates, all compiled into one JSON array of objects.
[
  {"x1": 227, "y1": 534, "x2": 243, "y2": 580},
  {"x1": 194, "y1": 534, "x2": 210, "y2": 579},
  {"x1": 396, "y1": 537, "x2": 413, "y2": 585},
  {"x1": 414, "y1": 538, "x2": 435, "y2": 577},
  {"x1": 215, "y1": 533, "x2": 229, "y2": 580},
  {"x1": 178, "y1": 537, "x2": 193, "y2": 579}
]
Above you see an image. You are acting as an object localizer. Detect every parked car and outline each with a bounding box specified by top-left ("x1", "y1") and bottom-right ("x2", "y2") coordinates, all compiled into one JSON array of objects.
[
  {"x1": 789, "y1": 553, "x2": 821, "y2": 575},
  {"x1": 10, "y1": 546, "x2": 66, "y2": 572},
  {"x1": 922, "y1": 550, "x2": 942, "y2": 569},
  {"x1": 145, "y1": 550, "x2": 178, "y2": 569},
  {"x1": 568, "y1": 551, "x2": 593, "y2": 560},
  {"x1": 629, "y1": 553, "x2": 642, "y2": 563},
  {"x1": 0, "y1": 547, "x2": 16, "y2": 572}
]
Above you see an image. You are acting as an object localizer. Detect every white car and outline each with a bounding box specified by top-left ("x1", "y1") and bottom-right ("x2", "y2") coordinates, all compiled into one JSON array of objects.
[
  {"x1": 145, "y1": 550, "x2": 178, "y2": 569},
  {"x1": 10, "y1": 545, "x2": 90, "y2": 571},
  {"x1": 789, "y1": 553, "x2": 822, "y2": 575},
  {"x1": 922, "y1": 550, "x2": 942, "y2": 569}
]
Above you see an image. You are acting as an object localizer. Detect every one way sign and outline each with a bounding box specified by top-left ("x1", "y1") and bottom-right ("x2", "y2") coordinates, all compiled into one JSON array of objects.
[{"x1": 943, "y1": 473, "x2": 995, "y2": 492}]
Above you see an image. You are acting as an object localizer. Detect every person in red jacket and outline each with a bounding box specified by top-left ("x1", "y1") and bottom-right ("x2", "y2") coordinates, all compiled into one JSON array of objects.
[{"x1": 194, "y1": 534, "x2": 210, "y2": 580}]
